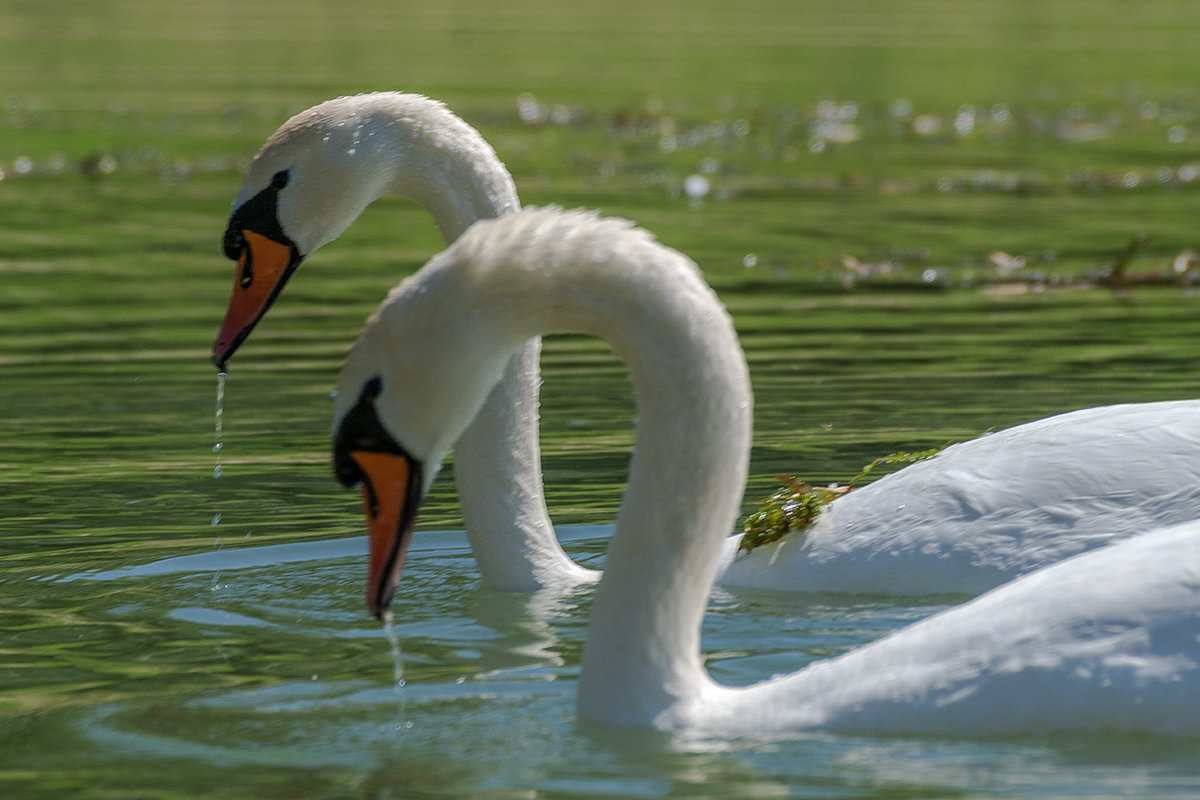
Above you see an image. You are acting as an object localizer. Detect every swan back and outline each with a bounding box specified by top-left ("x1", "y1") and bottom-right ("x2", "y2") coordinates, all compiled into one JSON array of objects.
[
  {"x1": 729, "y1": 518, "x2": 1200, "y2": 736},
  {"x1": 722, "y1": 400, "x2": 1200, "y2": 594}
]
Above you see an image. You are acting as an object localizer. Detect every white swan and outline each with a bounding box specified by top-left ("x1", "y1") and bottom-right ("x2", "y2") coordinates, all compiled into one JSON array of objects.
[
  {"x1": 721, "y1": 399, "x2": 1200, "y2": 594},
  {"x1": 216, "y1": 91, "x2": 1200, "y2": 598},
  {"x1": 210, "y1": 92, "x2": 592, "y2": 590},
  {"x1": 331, "y1": 207, "x2": 1200, "y2": 735}
]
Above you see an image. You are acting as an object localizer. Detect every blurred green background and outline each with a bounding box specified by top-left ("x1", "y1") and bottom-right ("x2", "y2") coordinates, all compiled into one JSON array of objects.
[{"x1": 2, "y1": 0, "x2": 1200, "y2": 535}]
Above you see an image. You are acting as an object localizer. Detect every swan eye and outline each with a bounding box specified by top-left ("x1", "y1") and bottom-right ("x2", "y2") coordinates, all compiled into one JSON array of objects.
[
  {"x1": 271, "y1": 170, "x2": 289, "y2": 191},
  {"x1": 223, "y1": 228, "x2": 245, "y2": 261},
  {"x1": 335, "y1": 454, "x2": 364, "y2": 488}
]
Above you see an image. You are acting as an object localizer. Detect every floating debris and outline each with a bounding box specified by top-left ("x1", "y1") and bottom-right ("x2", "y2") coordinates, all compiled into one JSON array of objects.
[{"x1": 739, "y1": 448, "x2": 944, "y2": 555}]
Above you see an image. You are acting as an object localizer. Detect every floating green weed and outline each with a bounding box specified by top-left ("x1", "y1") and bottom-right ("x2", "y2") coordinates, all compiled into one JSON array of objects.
[{"x1": 739, "y1": 447, "x2": 944, "y2": 554}]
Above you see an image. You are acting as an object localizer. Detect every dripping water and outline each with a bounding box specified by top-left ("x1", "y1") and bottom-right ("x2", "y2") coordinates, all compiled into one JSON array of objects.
[
  {"x1": 212, "y1": 371, "x2": 227, "y2": 482},
  {"x1": 382, "y1": 611, "x2": 412, "y2": 732},
  {"x1": 210, "y1": 373, "x2": 225, "y2": 592}
]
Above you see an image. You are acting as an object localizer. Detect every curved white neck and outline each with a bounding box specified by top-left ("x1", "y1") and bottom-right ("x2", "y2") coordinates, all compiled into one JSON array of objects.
[
  {"x1": 266, "y1": 94, "x2": 578, "y2": 590},
  {"x1": 339, "y1": 211, "x2": 752, "y2": 679},
  {"x1": 335, "y1": 94, "x2": 520, "y2": 245},
  {"x1": 568, "y1": 270, "x2": 752, "y2": 726},
  {"x1": 452, "y1": 336, "x2": 595, "y2": 590},
  {"x1": 436, "y1": 212, "x2": 754, "y2": 723},
  {"x1": 376, "y1": 110, "x2": 519, "y2": 242},
  {"x1": 244, "y1": 93, "x2": 520, "y2": 255},
  {"x1": 352, "y1": 97, "x2": 581, "y2": 588}
]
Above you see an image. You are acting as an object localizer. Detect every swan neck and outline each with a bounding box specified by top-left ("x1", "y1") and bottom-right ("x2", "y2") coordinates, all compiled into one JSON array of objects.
[
  {"x1": 379, "y1": 109, "x2": 519, "y2": 243},
  {"x1": 339, "y1": 210, "x2": 752, "y2": 727},
  {"x1": 266, "y1": 94, "x2": 520, "y2": 254},
  {"x1": 453, "y1": 338, "x2": 596, "y2": 590},
  {"x1": 476, "y1": 226, "x2": 754, "y2": 727}
]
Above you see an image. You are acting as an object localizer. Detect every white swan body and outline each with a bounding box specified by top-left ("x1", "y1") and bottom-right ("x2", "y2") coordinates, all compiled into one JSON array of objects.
[
  {"x1": 721, "y1": 399, "x2": 1200, "y2": 594},
  {"x1": 212, "y1": 92, "x2": 591, "y2": 590},
  {"x1": 700, "y1": 518, "x2": 1200, "y2": 736},
  {"x1": 333, "y1": 207, "x2": 1200, "y2": 735},
  {"x1": 224, "y1": 92, "x2": 1200, "y2": 598}
]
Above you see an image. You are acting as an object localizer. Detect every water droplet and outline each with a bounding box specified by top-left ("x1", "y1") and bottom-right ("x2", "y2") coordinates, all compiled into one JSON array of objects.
[
  {"x1": 383, "y1": 613, "x2": 405, "y2": 689},
  {"x1": 213, "y1": 372, "x2": 226, "y2": 480}
]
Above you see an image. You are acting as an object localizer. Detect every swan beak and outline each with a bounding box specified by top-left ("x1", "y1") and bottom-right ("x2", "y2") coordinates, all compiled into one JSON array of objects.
[
  {"x1": 211, "y1": 230, "x2": 302, "y2": 372},
  {"x1": 350, "y1": 450, "x2": 424, "y2": 619}
]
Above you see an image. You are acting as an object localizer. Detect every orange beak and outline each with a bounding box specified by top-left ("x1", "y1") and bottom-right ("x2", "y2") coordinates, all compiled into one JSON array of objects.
[
  {"x1": 211, "y1": 230, "x2": 302, "y2": 372},
  {"x1": 349, "y1": 449, "x2": 424, "y2": 618}
]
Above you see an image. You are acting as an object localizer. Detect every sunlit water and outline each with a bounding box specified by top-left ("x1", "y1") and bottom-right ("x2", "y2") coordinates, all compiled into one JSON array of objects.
[
  {"x1": 6, "y1": 281, "x2": 1200, "y2": 797},
  {"x1": 5, "y1": 1, "x2": 1200, "y2": 791},
  {"x1": 6, "y1": 281, "x2": 1200, "y2": 799},
  {"x1": 2, "y1": 524, "x2": 1192, "y2": 798}
]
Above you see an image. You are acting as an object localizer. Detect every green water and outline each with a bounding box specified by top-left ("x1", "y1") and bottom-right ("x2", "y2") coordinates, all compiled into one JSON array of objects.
[{"x1": 3, "y1": 1, "x2": 1200, "y2": 796}]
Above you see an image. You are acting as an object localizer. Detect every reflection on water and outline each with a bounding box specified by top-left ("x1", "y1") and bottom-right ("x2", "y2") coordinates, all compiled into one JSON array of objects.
[
  {"x1": 4, "y1": 529, "x2": 1192, "y2": 798},
  {"x1": 5, "y1": 287, "x2": 1200, "y2": 798},
  {"x1": 5, "y1": 282, "x2": 1200, "y2": 796}
]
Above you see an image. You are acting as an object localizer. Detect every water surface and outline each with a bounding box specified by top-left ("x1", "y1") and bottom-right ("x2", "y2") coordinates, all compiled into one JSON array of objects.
[
  {"x1": 4, "y1": 1, "x2": 1200, "y2": 795},
  {"x1": 9, "y1": 526, "x2": 1200, "y2": 799}
]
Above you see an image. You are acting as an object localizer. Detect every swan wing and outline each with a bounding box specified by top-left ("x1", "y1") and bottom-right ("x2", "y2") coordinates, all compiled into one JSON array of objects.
[
  {"x1": 722, "y1": 520, "x2": 1200, "y2": 736},
  {"x1": 722, "y1": 401, "x2": 1200, "y2": 594}
]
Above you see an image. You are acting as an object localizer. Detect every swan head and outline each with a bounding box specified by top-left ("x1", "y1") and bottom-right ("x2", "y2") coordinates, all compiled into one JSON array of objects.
[
  {"x1": 331, "y1": 245, "x2": 520, "y2": 617},
  {"x1": 332, "y1": 362, "x2": 508, "y2": 617},
  {"x1": 212, "y1": 167, "x2": 305, "y2": 371},
  {"x1": 212, "y1": 96, "x2": 402, "y2": 371},
  {"x1": 333, "y1": 377, "x2": 426, "y2": 619}
]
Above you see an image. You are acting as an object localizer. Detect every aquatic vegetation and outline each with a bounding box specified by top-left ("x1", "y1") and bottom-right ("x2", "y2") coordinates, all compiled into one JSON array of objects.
[{"x1": 739, "y1": 447, "x2": 943, "y2": 554}]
